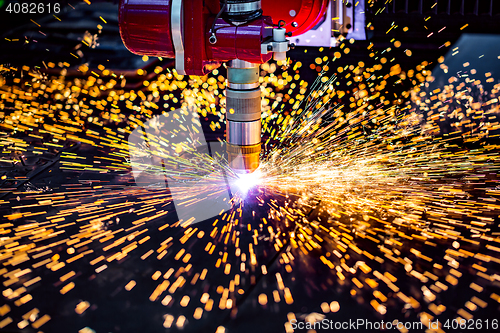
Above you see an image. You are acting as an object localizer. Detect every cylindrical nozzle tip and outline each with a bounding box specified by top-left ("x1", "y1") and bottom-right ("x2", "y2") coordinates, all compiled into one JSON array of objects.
[{"x1": 227, "y1": 143, "x2": 261, "y2": 173}]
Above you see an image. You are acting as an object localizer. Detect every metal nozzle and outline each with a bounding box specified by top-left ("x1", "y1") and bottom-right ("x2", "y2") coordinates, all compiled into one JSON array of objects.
[
  {"x1": 226, "y1": 59, "x2": 261, "y2": 173},
  {"x1": 226, "y1": 142, "x2": 261, "y2": 173}
]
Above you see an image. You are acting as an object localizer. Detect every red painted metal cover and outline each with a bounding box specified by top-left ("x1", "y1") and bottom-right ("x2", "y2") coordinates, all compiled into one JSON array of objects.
[
  {"x1": 261, "y1": 0, "x2": 329, "y2": 36},
  {"x1": 119, "y1": 0, "x2": 175, "y2": 58},
  {"x1": 206, "y1": 17, "x2": 273, "y2": 64},
  {"x1": 183, "y1": 0, "x2": 222, "y2": 76}
]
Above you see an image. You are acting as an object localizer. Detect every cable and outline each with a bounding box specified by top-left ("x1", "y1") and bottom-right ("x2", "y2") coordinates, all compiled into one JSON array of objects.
[{"x1": 209, "y1": 0, "x2": 227, "y2": 44}]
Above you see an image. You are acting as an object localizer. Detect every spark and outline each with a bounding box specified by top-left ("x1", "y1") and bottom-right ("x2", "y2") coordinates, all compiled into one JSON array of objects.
[
  {"x1": 0, "y1": 7, "x2": 499, "y2": 331},
  {"x1": 232, "y1": 168, "x2": 262, "y2": 194}
]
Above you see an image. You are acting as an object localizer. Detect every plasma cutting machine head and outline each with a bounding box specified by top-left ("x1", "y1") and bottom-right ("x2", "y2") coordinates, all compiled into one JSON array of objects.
[{"x1": 118, "y1": 0, "x2": 336, "y2": 173}]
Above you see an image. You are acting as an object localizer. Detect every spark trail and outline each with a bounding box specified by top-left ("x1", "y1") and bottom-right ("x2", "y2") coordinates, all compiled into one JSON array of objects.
[{"x1": 0, "y1": 34, "x2": 500, "y2": 332}]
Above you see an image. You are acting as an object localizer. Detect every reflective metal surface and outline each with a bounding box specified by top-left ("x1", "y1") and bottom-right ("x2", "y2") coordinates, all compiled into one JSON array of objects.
[
  {"x1": 227, "y1": 82, "x2": 260, "y2": 90},
  {"x1": 228, "y1": 59, "x2": 259, "y2": 69},
  {"x1": 226, "y1": 120, "x2": 261, "y2": 146},
  {"x1": 171, "y1": 0, "x2": 185, "y2": 74},
  {"x1": 226, "y1": 1, "x2": 261, "y2": 13}
]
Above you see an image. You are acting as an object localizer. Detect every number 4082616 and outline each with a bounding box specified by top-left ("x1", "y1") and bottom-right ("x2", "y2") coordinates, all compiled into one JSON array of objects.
[{"x1": 5, "y1": 3, "x2": 61, "y2": 14}]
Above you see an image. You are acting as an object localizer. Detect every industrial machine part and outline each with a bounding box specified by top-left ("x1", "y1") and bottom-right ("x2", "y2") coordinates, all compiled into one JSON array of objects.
[
  {"x1": 226, "y1": 59, "x2": 262, "y2": 172},
  {"x1": 118, "y1": 0, "x2": 356, "y2": 173},
  {"x1": 289, "y1": 0, "x2": 366, "y2": 47}
]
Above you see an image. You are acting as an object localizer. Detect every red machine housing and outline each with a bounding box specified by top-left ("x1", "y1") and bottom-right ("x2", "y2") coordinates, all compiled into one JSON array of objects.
[
  {"x1": 261, "y1": 0, "x2": 329, "y2": 36},
  {"x1": 119, "y1": 0, "x2": 221, "y2": 75},
  {"x1": 118, "y1": 0, "x2": 174, "y2": 58},
  {"x1": 206, "y1": 17, "x2": 274, "y2": 64},
  {"x1": 118, "y1": 0, "x2": 328, "y2": 75}
]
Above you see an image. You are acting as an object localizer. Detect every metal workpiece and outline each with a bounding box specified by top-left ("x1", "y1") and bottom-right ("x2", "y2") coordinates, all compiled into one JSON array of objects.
[
  {"x1": 226, "y1": 120, "x2": 261, "y2": 146},
  {"x1": 226, "y1": 142, "x2": 261, "y2": 173},
  {"x1": 226, "y1": 88, "x2": 261, "y2": 121}
]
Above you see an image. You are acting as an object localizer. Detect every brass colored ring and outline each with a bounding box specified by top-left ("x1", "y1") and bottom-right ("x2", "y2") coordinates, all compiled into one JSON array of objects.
[{"x1": 226, "y1": 142, "x2": 261, "y2": 155}]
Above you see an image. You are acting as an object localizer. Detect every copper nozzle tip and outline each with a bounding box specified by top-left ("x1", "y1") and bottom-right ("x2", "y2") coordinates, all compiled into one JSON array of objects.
[{"x1": 226, "y1": 143, "x2": 261, "y2": 174}]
